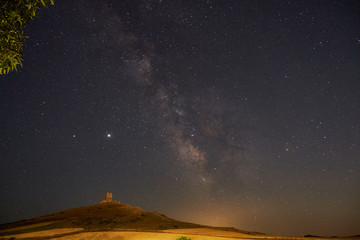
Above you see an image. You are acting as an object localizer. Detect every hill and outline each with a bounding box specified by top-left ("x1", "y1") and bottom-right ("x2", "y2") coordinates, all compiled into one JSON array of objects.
[
  {"x1": 0, "y1": 202, "x2": 202, "y2": 231},
  {"x1": 0, "y1": 202, "x2": 265, "y2": 239}
]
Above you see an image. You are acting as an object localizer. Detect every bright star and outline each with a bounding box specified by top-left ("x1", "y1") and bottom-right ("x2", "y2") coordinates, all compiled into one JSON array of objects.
[{"x1": 107, "y1": 134, "x2": 111, "y2": 138}]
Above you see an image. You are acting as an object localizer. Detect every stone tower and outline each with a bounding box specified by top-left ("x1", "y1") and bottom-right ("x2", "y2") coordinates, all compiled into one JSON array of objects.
[
  {"x1": 105, "y1": 192, "x2": 112, "y2": 202},
  {"x1": 100, "y1": 192, "x2": 120, "y2": 204},
  {"x1": 100, "y1": 192, "x2": 112, "y2": 203}
]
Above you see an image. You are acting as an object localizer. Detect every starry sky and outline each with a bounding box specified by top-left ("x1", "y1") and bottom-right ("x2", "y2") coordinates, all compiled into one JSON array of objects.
[{"x1": 1, "y1": 0, "x2": 360, "y2": 237}]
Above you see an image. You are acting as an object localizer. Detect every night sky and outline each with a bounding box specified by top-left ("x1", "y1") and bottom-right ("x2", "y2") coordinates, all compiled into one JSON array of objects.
[{"x1": 1, "y1": 0, "x2": 360, "y2": 237}]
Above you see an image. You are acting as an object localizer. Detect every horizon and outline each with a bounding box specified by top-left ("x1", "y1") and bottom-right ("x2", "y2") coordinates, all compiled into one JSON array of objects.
[
  {"x1": 1, "y1": 0, "x2": 359, "y2": 237},
  {"x1": 1, "y1": 193, "x2": 359, "y2": 237},
  {"x1": 1, "y1": 198, "x2": 358, "y2": 238}
]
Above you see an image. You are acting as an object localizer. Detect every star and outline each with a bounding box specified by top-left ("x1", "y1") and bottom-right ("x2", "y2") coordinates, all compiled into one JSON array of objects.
[{"x1": 107, "y1": 133, "x2": 111, "y2": 138}]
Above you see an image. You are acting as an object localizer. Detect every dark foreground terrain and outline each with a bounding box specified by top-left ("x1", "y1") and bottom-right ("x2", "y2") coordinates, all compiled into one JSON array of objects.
[{"x1": 0, "y1": 203, "x2": 358, "y2": 240}]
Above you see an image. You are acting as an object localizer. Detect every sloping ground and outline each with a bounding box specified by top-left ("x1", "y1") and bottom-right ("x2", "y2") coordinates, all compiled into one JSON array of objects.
[
  {"x1": 0, "y1": 228, "x2": 83, "y2": 239},
  {"x1": 47, "y1": 230, "x2": 267, "y2": 240},
  {"x1": 0, "y1": 203, "x2": 203, "y2": 233},
  {"x1": 2, "y1": 230, "x2": 360, "y2": 240},
  {"x1": 0, "y1": 230, "x2": 259, "y2": 240},
  {"x1": 0, "y1": 202, "x2": 268, "y2": 239},
  {"x1": 163, "y1": 228, "x2": 267, "y2": 238}
]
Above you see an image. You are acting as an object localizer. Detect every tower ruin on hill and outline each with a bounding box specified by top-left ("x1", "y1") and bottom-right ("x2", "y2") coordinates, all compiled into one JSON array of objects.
[{"x1": 99, "y1": 192, "x2": 120, "y2": 204}]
